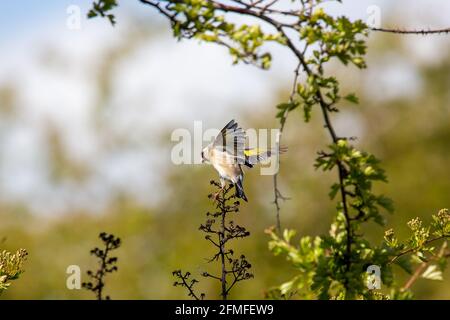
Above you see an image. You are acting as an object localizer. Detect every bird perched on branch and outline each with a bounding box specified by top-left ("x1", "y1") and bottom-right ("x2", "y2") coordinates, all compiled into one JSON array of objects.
[{"x1": 201, "y1": 120, "x2": 286, "y2": 202}]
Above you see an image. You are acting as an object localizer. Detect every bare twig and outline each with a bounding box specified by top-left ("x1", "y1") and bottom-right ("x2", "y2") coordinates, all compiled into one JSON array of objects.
[
  {"x1": 371, "y1": 27, "x2": 450, "y2": 35},
  {"x1": 82, "y1": 232, "x2": 121, "y2": 300},
  {"x1": 173, "y1": 270, "x2": 205, "y2": 300},
  {"x1": 218, "y1": 196, "x2": 228, "y2": 299},
  {"x1": 272, "y1": 62, "x2": 300, "y2": 233}
]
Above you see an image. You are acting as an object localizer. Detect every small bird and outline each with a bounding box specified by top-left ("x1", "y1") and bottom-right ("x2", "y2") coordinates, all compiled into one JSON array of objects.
[{"x1": 201, "y1": 120, "x2": 285, "y2": 202}]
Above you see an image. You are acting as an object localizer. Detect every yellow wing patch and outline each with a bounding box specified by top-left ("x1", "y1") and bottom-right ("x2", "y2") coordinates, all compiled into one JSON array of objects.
[
  {"x1": 244, "y1": 146, "x2": 287, "y2": 157},
  {"x1": 243, "y1": 148, "x2": 267, "y2": 157}
]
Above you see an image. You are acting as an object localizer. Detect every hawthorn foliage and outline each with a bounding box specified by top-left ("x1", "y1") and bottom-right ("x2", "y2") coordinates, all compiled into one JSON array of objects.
[
  {"x1": 88, "y1": 0, "x2": 449, "y2": 299},
  {"x1": 0, "y1": 248, "x2": 27, "y2": 294}
]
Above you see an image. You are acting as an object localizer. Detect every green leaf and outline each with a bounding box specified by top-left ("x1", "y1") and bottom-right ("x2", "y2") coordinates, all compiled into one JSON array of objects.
[
  {"x1": 87, "y1": 11, "x2": 98, "y2": 18},
  {"x1": 395, "y1": 256, "x2": 413, "y2": 274},
  {"x1": 283, "y1": 229, "x2": 296, "y2": 242},
  {"x1": 279, "y1": 276, "x2": 301, "y2": 295},
  {"x1": 377, "y1": 195, "x2": 394, "y2": 213},
  {"x1": 416, "y1": 251, "x2": 428, "y2": 263},
  {"x1": 328, "y1": 183, "x2": 340, "y2": 199},
  {"x1": 344, "y1": 93, "x2": 359, "y2": 104}
]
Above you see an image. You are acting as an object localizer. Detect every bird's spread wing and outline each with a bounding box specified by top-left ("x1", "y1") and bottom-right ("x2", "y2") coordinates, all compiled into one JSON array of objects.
[
  {"x1": 244, "y1": 146, "x2": 288, "y2": 165},
  {"x1": 211, "y1": 120, "x2": 287, "y2": 166},
  {"x1": 213, "y1": 120, "x2": 246, "y2": 163}
]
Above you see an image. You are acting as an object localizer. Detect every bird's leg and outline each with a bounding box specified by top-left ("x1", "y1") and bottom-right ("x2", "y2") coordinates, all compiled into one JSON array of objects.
[{"x1": 211, "y1": 178, "x2": 226, "y2": 202}]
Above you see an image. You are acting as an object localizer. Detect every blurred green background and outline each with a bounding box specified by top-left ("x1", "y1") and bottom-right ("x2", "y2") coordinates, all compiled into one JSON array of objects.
[{"x1": 0, "y1": 1, "x2": 449, "y2": 299}]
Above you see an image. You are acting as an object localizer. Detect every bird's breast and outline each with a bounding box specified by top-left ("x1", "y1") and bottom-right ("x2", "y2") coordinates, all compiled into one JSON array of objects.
[{"x1": 212, "y1": 162, "x2": 241, "y2": 182}]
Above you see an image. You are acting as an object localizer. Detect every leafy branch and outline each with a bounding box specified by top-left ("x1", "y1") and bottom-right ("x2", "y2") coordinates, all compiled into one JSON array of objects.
[
  {"x1": 88, "y1": 0, "x2": 118, "y2": 25},
  {"x1": 266, "y1": 208, "x2": 450, "y2": 299},
  {"x1": 382, "y1": 209, "x2": 450, "y2": 295}
]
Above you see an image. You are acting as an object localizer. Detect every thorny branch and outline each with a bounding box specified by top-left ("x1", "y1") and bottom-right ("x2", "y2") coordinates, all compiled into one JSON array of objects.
[
  {"x1": 173, "y1": 270, "x2": 205, "y2": 300},
  {"x1": 82, "y1": 232, "x2": 121, "y2": 300},
  {"x1": 202, "y1": 181, "x2": 253, "y2": 300},
  {"x1": 173, "y1": 181, "x2": 253, "y2": 300}
]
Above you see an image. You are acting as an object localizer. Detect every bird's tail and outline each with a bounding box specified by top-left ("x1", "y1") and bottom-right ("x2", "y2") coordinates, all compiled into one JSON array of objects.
[{"x1": 234, "y1": 179, "x2": 248, "y2": 202}]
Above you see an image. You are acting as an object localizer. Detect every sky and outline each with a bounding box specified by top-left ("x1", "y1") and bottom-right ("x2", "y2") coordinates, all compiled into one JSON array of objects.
[{"x1": 0, "y1": 1, "x2": 449, "y2": 215}]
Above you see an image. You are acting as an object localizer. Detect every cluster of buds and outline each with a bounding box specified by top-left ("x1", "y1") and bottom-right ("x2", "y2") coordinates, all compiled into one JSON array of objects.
[{"x1": 0, "y1": 248, "x2": 28, "y2": 292}]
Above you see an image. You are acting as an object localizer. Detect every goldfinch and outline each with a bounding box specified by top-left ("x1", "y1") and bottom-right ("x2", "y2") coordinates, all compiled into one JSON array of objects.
[{"x1": 201, "y1": 120, "x2": 285, "y2": 202}]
